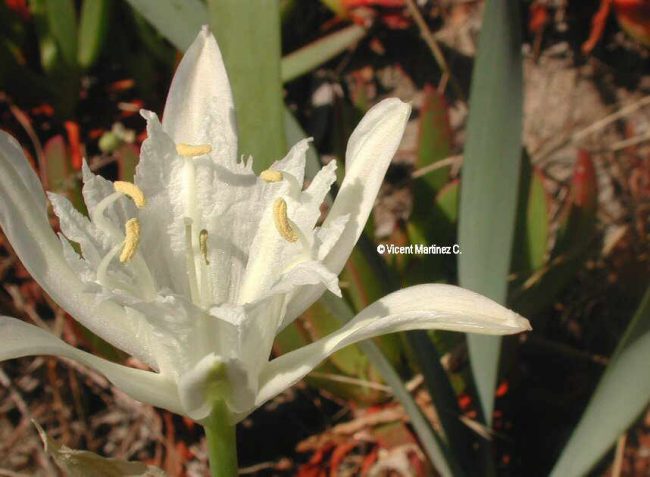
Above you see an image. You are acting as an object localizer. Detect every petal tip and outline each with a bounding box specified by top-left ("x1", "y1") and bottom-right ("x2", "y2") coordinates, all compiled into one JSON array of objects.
[
  {"x1": 516, "y1": 314, "x2": 532, "y2": 332},
  {"x1": 512, "y1": 312, "x2": 533, "y2": 333}
]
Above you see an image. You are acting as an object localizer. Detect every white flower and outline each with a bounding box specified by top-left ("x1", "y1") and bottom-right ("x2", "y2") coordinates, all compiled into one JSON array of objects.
[{"x1": 0, "y1": 28, "x2": 530, "y2": 423}]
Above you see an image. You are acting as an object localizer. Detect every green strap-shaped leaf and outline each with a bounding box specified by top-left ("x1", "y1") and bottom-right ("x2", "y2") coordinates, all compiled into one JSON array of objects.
[
  {"x1": 282, "y1": 24, "x2": 366, "y2": 82},
  {"x1": 208, "y1": 0, "x2": 286, "y2": 172},
  {"x1": 77, "y1": 0, "x2": 110, "y2": 69},
  {"x1": 124, "y1": 0, "x2": 207, "y2": 52},
  {"x1": 125, "y1": 0, "x2": 364, "y2": 88},
  {"x1": 44, "y1": 0, "x2": 78, "y2": 66},
  {"x1": 550, "y1": 288, "x2": 650, "y2": 477},
  {"x1": 457, "y1": 0, "x2": 523, "y2": 424}
]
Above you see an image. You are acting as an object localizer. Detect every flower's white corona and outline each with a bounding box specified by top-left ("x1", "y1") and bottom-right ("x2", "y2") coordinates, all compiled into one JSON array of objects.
[{"x1": 0, "y1": 27, "x2": 531, "y2": 423}]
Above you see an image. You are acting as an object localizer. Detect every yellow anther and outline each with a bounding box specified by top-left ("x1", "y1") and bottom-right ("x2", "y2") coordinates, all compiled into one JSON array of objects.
[
  {"x1": 114, "y1": 181, "x2": 146, "y2": 208},
  {"x1": 199, "y1": 229, "x2": 210, "y2": 265},
  {"x1": 119, "y1": 218, "x2": 141, "y2": 263},
  {"x1": 176, "y1": 143, "x2": 212, "y2": 157},
  {"x1": 272, "y1": 198, "x2": 298, "y2": 243},
  {"x1": 260, "y1": 170, "x2": 283, "y2": 183}
]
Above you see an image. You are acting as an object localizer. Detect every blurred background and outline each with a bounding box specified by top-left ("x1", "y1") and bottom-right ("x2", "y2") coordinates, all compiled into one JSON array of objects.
[{"x1": 0, "y1": 0, "x2": 648, "y2": 475}]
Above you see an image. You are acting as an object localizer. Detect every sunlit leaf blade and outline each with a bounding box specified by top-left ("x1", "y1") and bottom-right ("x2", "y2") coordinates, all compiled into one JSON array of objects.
[
  {"x1": 320, "y1": 0, "x2": 348, "y2": 18},
  {"x1": 550, "y1": 288, "x2": 650, "y2": 477},
  {"x1": 44, "y1": 0, "x2": 77, "y2": 66},
  {"x1": 320, "y1": 292, "x2": 455, "y2": 477},
  {"x1": 510, "y1": 151, "x2": 597, "y2": 319},
  {"x1": 406, "y1": 86, "x2": 455, "y2": 283},
  {"x1": 511, "y1": 152, "x2": 549, "y2": 275},
  {"x1": 208, "y1": 0, "x2": 287, "y2": 172},
  {"x1": 30, "y1": 0, "x2": 60, "y2": 73},
  {"x1": 77, "y1": 0, "x2": 110, "y2": 69},
  {"x1": 457, "y1": 0, "x2": 523, "y2": 424},
  {"x1": 116, "y1": 144, "x2": 139, "y2": 182},
  {"x1": 124, "y1": 0, "x2": 206, "y2": 51},
  {"x1": 416, "y1": 84, "x2": 452, "y2": 191},
  {"x1": 43, "y1": 135, "x2": 69, "y2": 192},
  {"x1": 282, "y1": 24, "x2": 367, "y2": 82}
]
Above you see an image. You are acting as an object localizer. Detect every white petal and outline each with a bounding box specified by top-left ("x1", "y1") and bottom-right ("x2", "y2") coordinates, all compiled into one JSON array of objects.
[
  {"x1": 58, "y1": 234, "x2": 95, "y2": 283},
  {"x1": 0, "y1": 132, "x2": 47, "y2": 213},
  {"x1": 324, "y1": 98, "x2": 411, "y2": 273},
  {"x1": 270, "y1": 138, "x2": 310, "y2": 190},
  {"x1": 162, "y1": 26, "x2": 237, "y2": 164},
  {"x1": 0, "y1": 132, "x2": 156, "y2": 366},
  {"x1": 282, "y1": 99, "x2": 411, "y2": 321},
  {"x1": 304, "y1": 159, "x2": 337, "y2": 209},
  {"x1": 48, "y1": 192, "x2": 110, "y2": 266},
  {"x1": 315, "y1": 214, "x2": 349, "y2": 261},
  {"x1": 270, "y1": 260, "x2": 341, "y2": 298},
  {"x1": 81, "y1": 161, "x2": 134, "y2": 225},
  {"x1": 256, "y1": 284, "x2": 530, "y2": 407},
  {"x1": 0, "y1": 317, "x2": 183, "y2": 414}
]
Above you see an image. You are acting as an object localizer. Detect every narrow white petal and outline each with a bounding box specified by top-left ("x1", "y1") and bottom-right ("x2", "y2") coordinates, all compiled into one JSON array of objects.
[
  {"x1": 269, "y1": 260, "x2": 341, "y2": 298},
  {"x1": 48, "y1": 192, "x2": 110, "y2": 266},
  {"x1": 0, "y1": 133, "x2": 156, "y2": 366},
  {"x1": 256, "y1": 284, "x2": 530, "y2": 407},
  {"x1": 303, "y1": 157, "x2": 336, "y2": 206},
  {"x1": 0, "y1": 317, "x2": 183, "y2": 414},
  {"x1": 162, "y1": 26, "x2": 237, "y2": 163},
  {"x1": 270, "y1": 138, "x2": 310, "y2": 190},
  {"x1": 324, "y1": 98, "x2": 411, "y2": 274},
  {"x1": 283, "y1": 99, "x2": 411, "y2": 321},
  {"x1": 0, "y1": 132, "x2": 47, "y2": 213},
  {"x1": 81, "y1": 160, "x2": 134, "y2": 225}
]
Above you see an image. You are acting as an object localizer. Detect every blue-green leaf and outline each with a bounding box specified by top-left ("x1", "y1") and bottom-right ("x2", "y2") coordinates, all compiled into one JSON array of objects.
[
  {"x1": 457, "y1": 0, "x2": 523, "y2": 424},
  {"x1": 124, "y1": 0, "x2": 206, "y2": 51},
  {"x1": 208, "y1": 0, "x2": 286, "y2": 172},
  {"x1": 550, "y1": 288, "x2": 650, "y2": 477}
]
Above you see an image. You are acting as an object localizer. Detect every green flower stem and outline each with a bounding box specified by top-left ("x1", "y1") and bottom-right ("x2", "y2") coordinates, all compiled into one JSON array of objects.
[{"x1": 203, "y1": 400, "x2": 238, "y2": 477}]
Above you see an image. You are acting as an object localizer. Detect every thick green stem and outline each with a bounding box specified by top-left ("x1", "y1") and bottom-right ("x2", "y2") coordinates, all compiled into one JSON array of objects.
[{"x1": 203, "y1": 401, "x2": 238, "y2": 477}]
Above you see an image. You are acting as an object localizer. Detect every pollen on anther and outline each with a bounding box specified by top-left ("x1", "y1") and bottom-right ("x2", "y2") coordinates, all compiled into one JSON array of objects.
[
  {"x1": 114, "y1": 181, "x2": 146, "y2": 208},
  {"x1": 273, "y1": 198, "x2": 298, "y2": 243},
  {"x1": 199, "y1": 229, "x2": 210, "y2": 265},
  {"x1": 120, "y1": 218, "x2": 141, "y2": 263},
  {"x1": 260, "y1": 170, "x2": 283, "y2": 183},
  {"x1": 176, "y1": 143, "x2": 212, "y2": 157}
]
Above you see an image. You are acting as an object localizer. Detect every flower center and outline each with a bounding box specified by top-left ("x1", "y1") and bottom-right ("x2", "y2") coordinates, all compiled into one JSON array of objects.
[{"x1": 91, "y1": 145, "x2": 320, "y2": 307}]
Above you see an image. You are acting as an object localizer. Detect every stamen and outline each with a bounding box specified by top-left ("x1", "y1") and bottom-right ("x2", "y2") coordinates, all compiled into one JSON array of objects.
[
  {"x1": 199, "y1": 229, "x2": 210, "y2": 265},
  {"x1": 97, "y1": 244, "x2": 122, "y2": 288},
  {"x1": 260, "y1": 170, "x2": 283, "y2": 183},
  {"x1": 119, "y1": 218, "x2": 140, "y2": 263},
  {"x1": 260, "y1": 169, "x2": 301, "y2": 200},
  {"x1": 114, "y1": 181, "x2": 146, "y2": 208},
  {"x1": 92, "y1": 191, "x2": 123, "y2": 241},
  {"x1": 176, "y1": 143, "x2": 212, "y2": 157},
  {"x1": 184, "y1": 219, "x2": 200, "y2": 304},
  {"x1": 273, "y1": 198, "x2": 298, "y2": 243}
]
